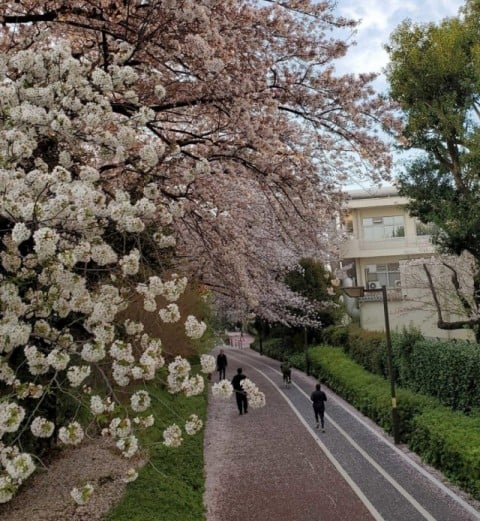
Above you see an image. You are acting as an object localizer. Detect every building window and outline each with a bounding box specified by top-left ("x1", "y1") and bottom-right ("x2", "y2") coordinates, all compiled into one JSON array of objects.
[
  {"x1": 362, "y1": 215, "x2": 405, "y2": 240},
  {"x1": 415, "y1": 220, "x2": 437, "y2": 236},
  {"x1": 365, "y1": 263, "x2": 401, "y2": 289}
]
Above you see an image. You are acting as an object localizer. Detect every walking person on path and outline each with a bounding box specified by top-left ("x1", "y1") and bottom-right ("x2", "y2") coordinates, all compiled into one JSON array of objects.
[
  {"x1": 216, "y1": 349, "x2": 228, "y2": 380},
  {"x1": 231, "y1": 367, "x2": 248, "y2": 415},
  {"x1": 310, "y1": 383, "x2": 327, "y2": 431},
  {"x1": 280, "y1": 359, "x2": 292, "y2": 386}
]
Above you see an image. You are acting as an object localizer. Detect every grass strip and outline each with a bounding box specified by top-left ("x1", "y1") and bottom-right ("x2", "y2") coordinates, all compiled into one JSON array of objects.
[{"x1": 104, "y1": 376, "x2": 207, "y2": 521}]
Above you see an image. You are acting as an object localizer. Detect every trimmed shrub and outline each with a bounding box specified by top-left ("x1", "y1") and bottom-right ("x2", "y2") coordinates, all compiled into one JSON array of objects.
[
  {"x1": 289, "y1": 351, "x2": 308, "y2": 372},
  {"x1": 343, "y1": 326, "x2": 387, "y2": 376},
  {"x1": 321, "y1": 325, "x2": 349, "y2": 347},
  {"x1": 410, "y1": 408, "x2": 480, "y2": 498},
  {"x1": 251, "y1": 337, "x2": 287, "y2": 359},
  {"x1": 323, "y1": 324, "x2": 480, "y2": 414},
  {"x1": 398, "y1": 338, "x2": 480, "y2": 412},
  {"x1": 308, "y1": 345, "x2": 436, "y2": 442}
]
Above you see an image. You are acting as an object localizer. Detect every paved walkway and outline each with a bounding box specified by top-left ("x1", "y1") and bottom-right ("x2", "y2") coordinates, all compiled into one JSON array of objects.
[{"x1": 203, "y1": 345, "x2": 480, "y2": 521}]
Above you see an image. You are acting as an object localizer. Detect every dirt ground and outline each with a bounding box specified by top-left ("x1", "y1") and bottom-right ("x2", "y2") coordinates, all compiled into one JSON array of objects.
[{"x1": 0, "y1": 436, "x2": 147, "y2": 521}]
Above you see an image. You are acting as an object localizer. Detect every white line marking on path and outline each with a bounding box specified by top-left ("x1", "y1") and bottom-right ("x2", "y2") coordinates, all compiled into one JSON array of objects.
[{"x1": 228, "y1": 353, "x2": 385, "y2": 521}]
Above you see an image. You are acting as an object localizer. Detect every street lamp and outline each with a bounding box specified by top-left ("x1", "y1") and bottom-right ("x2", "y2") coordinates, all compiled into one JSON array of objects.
[
  {"x1": 304, "y1": 326, "x2": 310, "y2": 375},
  {"x1": 343, "y1": 284, "x2": 400, "y2": 444}
]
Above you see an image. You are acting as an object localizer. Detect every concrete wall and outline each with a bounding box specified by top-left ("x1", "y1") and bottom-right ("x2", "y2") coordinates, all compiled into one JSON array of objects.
[{"x1": 360, "y1": 300, "x2": 475, "y2": 341}]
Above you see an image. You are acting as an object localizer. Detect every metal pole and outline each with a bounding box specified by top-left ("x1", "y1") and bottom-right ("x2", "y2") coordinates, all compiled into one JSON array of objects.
[
  {"x1": 259, "y1": 320, "x2": 263, "y2": 356},
  {"x1": 304, "y1": 326, "x2": 310, "y2": 376},
  {"x1": 381, "y1": 285, "x2": 400, "y2": 444}
]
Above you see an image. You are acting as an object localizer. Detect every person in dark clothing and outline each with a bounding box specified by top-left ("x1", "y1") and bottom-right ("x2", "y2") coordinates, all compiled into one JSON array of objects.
[
  {"x1": 280, "y1": 360, "x2": 291, "y2": 386},
  {"x1": 310, "y1": 383, "x2": 327, "y2": 431},
  {"x1": 216, "y1": 349, "x2": 228, "y2": 380},
  {"x1": 231, "y1": 367, "x2": 248, "y2": 415}
]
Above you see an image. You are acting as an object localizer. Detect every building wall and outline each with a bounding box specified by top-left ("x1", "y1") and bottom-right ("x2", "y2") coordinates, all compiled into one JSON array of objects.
[
  {"x1": 341, "y1": 188, "x2": 475, "y2": 342},
  {"x1": 341, "y1": 193, "x2": 435, "y2": 260},
  {"x1": 359, "y1": 300, "x2": 475, "y2": 341}
]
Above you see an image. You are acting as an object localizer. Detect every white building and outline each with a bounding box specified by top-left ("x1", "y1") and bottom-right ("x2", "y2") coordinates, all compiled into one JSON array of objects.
[{"x1": 340, "y1": 187, "x2": 474, "y2": 340}]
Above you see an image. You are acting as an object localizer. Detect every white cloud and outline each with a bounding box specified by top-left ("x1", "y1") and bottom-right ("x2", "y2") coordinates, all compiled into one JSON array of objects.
[
  {"x1": 331, "y1": 0, "x2": 466, "y2": 186},
  {"x1": 333, "y1": 0, "x2": 465, "y2": 81}
]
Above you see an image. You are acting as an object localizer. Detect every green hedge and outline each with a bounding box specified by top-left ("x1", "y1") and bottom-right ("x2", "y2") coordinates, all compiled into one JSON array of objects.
[
  {"x1": 323, "y1": 325, "x2": 480, "y2": 414},
  {"x1": 344, "y1": 326, "x2": 387, "y2": 376},
  {"x1": 409, "y1": 408, "x2": 480, "y2": 497},
  {"x1": 322, "y1": 325, "x2": 389, "y2": 377},
  {"x1": 308, "y1": 345, "x2": 435, "y2": 442},
  {"x1": 395, "y1": 338, "x2": 480, "y2": 412},
  {"x1": 321, "y1": 324, "x2": 349, "y2": 346}
]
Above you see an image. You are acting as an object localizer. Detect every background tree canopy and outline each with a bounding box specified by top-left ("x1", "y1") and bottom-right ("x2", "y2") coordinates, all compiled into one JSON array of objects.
[
  {"x1": 386, "y1": 0, "x2": 480, "y2": 339},
  {"x1": 285, "y1": 258, "x2": 341, "y2": 329}
]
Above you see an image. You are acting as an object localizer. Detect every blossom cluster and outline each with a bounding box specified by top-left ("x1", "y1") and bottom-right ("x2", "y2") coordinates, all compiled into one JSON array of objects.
[
  {"x1": 0, "y1": 442, "x2": 35, "y2": 502},
  {"x1": 185, "y1": 414, "x2": 203, "y2": 435},
  {"x1": 240, "y1": 378, "x2": 266, "y2": 409},
  {"x1": 70, "y1": 483, "x2": 94, "y2": 505},
  {"x1": 0, "y1": 43, "x2": 211, "y2": 504},
  {"x1": 162, "y1": 424, "x2": 183, "y2": 448},
  {"x1": 185, "y1": 315, "x2": 207, "y2": 339},
  {"x1": 211, "y1": 379, "x2": 234, "y2": 399},
  {"x1": 136, "y1": 274, "x2": 188, "y2": 313},
  {"x1": 0, "y1": 39, "x2": 268, "y2": 507},
  {"x1": 30, "y1": 417, "x2": 55, "y2": 438},
  {"x1": 58, "y1": 422, "x2": 85, "y2": 446},
  {"x1": 200, "y1": 354, "x2": 216, "y2": 374},
  {"x1": 166, "y1": 356, "x2": 207, "y2": 397},
  {"x1": 90, "y1": 395, "x2": 115, "y2": 416}
]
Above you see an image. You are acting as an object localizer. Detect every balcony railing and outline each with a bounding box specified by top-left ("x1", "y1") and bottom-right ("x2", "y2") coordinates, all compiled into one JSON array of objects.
[
  {"x1": 342, "y1": 236, "x2": 434, "y2": 257},
  {"x1": 359, "y1": 236, "x2": 431, "y2": 249},
  {"x1": 359, "y1": 288, "x2": 404, "y2": 302}
]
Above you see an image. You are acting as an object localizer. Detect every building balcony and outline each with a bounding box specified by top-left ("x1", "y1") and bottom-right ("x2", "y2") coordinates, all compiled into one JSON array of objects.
[
  {"x1": 341, "y1": 236, "x2": 435, "y2": 259},
  {"x1": 358, "y1": 289, "x2": 404, "y2": 302}
]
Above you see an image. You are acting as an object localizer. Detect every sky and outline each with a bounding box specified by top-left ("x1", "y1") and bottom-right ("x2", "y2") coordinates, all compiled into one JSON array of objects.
[
  {"x1": 330, "y1": 0, "x2": 466, "y2": 187},
  {"x1": 333, "y1": 0, "x2": 465, "y2": 91}
]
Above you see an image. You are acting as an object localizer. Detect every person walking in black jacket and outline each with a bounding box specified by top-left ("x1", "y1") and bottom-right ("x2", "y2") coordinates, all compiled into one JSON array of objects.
[
  {"x1": 310, "y1": 383, "x2": 327, "y2": 431},
  {"x1": 216, "y1": 349, "x2": 228, "y2": 380},
  {"x1": 231, "y1": 368, "x2": 248, "y2": 415}
]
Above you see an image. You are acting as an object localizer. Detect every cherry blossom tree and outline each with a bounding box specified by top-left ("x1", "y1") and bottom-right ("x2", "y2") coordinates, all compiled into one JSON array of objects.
[
  {"x1": 0, "y1": 0, "x2": 398, "y2": 501},
  {"x1": 0, "y1": 0, "x2": 399, "y2": 322},
  {"x1": 0, "y1": 42, "x2": 266, "y2": 505}
]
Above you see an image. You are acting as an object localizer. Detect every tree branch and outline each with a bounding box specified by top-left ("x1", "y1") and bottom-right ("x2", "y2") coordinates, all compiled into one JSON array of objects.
[
  {"x1": 1, "y1": 12, "x2": 58, "y2": 23},
  {"x1": 442, "y1": 260, "x2": 473, "y2": 314},
  {"x1": 424, "y1": 262, "x2": 480, "y2": 330},
  {"x1": 423, "y1": 262, "x2": 444, "y2": 323}
]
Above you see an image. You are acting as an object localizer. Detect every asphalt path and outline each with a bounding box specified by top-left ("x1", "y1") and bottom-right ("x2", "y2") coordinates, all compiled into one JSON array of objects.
[{"x1": 204, "y1": 345, "x2": 480, "y2": 521}]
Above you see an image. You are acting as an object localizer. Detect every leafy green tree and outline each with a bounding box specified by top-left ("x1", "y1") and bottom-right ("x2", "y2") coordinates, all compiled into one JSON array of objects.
[
  {"x1": 385, "y1": 1, "x2": 480, "y2": 340},
  {"x1": 281, "y1": 258, "x2": 341, "y2": 342},
  {"x1": 255, "y1": 258, "x2": 340, "y2": 353},
  {"x1": 285, "y1": 258, "x2": 340, "y2": 325}
]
